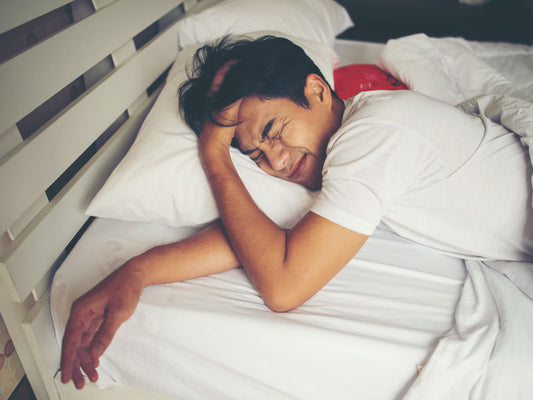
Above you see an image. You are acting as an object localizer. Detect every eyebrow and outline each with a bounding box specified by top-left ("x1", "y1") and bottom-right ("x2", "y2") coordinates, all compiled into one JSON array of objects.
[{"x1": 240, "y1": 118, "x2": 275, "y2": 155}]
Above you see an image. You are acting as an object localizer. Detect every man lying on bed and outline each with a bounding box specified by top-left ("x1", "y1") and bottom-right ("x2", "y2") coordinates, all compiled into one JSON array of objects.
[{"x1": 61, "y1": 35, "x2": 533, "y2": 389}]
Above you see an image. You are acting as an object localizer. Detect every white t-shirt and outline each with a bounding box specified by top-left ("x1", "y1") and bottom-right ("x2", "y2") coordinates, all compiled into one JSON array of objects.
[{"x1": 311, "y1": 90, "x2": 533, "y2": 261}]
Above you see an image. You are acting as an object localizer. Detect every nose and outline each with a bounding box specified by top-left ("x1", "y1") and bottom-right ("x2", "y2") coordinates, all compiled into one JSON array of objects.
[{"x1": 265, "y1": 142, "x2": 290, "y2": 172}]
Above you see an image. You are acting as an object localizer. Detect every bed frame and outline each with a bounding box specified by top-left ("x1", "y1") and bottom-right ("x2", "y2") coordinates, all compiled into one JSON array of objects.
[{"x1": 0, "y1": 1, "x2": 218, "y2": 399}]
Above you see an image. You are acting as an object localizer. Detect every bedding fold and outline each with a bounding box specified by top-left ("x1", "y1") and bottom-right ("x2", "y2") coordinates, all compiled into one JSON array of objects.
[
  {"x1": 376, "y1": 33, "x2": 533, "y2": 400},
  {"x1": 403, "y1": 261, "x2": 533, "y2": 400}
]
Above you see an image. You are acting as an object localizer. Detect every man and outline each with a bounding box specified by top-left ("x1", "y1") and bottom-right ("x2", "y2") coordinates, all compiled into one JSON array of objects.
[{"x1": 61, "y1": 35, "x2": 533, "y2": 389}]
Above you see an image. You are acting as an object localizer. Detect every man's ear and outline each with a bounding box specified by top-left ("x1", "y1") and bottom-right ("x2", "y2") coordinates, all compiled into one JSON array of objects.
[{"x1": 304, "y1": 74, "x2": 331, "y2": 105}]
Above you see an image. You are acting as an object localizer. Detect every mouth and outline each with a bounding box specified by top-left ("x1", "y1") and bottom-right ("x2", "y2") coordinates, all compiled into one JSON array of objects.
[{"x1": 288, "y1": 154, "x2": 307, "y2": 180}]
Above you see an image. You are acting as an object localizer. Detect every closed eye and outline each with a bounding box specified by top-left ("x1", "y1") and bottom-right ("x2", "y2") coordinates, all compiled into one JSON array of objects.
[
  {"x1": 240, "y1": 119, "x2": 288, "y2": 163},
  {"x1": 250, "y1": 151, "x2": 264, "y2": 162},
  {"x1": 270, "y1": 126, "x2": 282, "y2": 142},
  {"x1": 271, "y1": 119, "x2": 288, "y2": 142}
]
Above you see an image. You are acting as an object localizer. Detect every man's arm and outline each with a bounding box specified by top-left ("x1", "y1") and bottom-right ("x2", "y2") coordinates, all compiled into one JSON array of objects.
[
  {"x1": 61, "y1": 221, "x2": 239, "y2": 389},
  {"x1": 199, "y1": 111, "x2": 368, "y2": 312}
]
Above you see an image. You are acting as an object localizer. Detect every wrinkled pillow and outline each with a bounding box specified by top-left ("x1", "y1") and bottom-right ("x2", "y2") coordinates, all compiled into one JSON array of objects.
[
  {"x1": 333, "y1": 64, "x2": 408, "y2": 100},
  {"x1": 177, "y1": 0, "x2": 354, "y2": 49},
  {"x1": 86, "y1": 33, "x2": 339, "y2": 228}
]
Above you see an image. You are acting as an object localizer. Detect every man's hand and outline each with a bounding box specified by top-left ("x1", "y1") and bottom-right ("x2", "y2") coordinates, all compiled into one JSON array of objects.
[
  {"x1": 199, "y1": 59, "x2": 242, "y2": 156},
  {"x1": 199, "y1": 98, "x2": 242, "y2": 156},
  {"x1": 60, "y1": 222, "x2": 242, "y2": 389},
  {"x1": 60, "y1": 264, "x2": 145, "y2": 389}
]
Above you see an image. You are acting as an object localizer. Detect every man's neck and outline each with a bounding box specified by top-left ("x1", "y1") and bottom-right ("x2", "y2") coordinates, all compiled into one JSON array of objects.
[{"x1": 331, "y1": 96, "x2": 346, "y2": 135}]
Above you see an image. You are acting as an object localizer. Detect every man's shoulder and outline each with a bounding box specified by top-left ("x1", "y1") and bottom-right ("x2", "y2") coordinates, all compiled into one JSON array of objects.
[
  {"x1": 333, "y1": 91, "x2": 420, "y2": 146},
  {"x1": 344, "y1": 90, "x2": 430, "y2": 123}
]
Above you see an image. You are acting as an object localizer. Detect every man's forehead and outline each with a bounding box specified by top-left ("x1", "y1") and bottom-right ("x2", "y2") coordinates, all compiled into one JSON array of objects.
[
  {"x1": 234, "y1": 118, "x2": 263, "y2": 150},
  {"x1": 237, "y1": 100, "x2": 272, "y2": 137},
  {"x1": 236, "y1": 95, "x2": 293, "y2": 146}
]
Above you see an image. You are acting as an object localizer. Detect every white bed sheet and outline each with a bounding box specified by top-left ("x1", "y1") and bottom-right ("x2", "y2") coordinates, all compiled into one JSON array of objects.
[{"x1": 51, "y1": 217, "x2": 466, "y2": 400}]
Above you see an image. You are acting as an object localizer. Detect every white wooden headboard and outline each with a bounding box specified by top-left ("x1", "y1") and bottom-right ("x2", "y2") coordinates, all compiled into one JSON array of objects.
[{"x1": 0, "y1": 1, "x2": 209, "y2": 399}]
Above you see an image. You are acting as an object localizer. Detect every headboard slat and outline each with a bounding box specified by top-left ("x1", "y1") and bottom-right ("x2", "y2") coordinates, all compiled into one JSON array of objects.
[
  {"x1": 7, "y1": 193, "x2": 49, "y2": 241},
  {"x1": 0, "y1": 0, "x2": 72, "y2": 35},
  {"x1": 0, "y1": 22, "x2": 180, "y2": 235},
  {"x1": 0, "y1": 0, "x2": 184, "y2": 135},
  {"x1": 0, "y1": 125, "x2": 23, "y2": 160},
  {"x1": 21, "y1": 289, "x2": 60, "y2": 394}
]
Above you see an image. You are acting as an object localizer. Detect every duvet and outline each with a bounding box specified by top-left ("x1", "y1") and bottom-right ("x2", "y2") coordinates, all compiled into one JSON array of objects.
[{"x1": 378, "y1": 33, "x2": 533, "y2": 400}]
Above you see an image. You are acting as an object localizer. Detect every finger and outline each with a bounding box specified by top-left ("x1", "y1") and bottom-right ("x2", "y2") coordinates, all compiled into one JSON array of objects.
[
  {"x1": 61, "y1": 319, "x2": 84, "y2": 383},
  {"x1": 208, "y1": 60, "x2": 238, "y2": 96},
  {"x1": 88, "y1": 311, "x2": 124, "y2": 362},
  {"x1": 77, "y1": 317, "x2": 103, "y2": 382},
  {"x1": 78, "y1": 347, "x2": 99, "y2": 383},
  {"x1": 79, "y1": 317, "x2": 104, "y2": 349},
  {"x1": 71, "y1": 359, "x2": 85, "y2": 390},
  {"x1": 61, "y1": 308, "x2": 102, "y2": 384}
]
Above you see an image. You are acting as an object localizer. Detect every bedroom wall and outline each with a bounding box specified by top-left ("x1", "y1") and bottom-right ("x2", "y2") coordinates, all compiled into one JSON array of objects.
[
  {"x1": 523, "y1": 0, "x2": 533, "y2": 13},
  {"x1": 0, "y1": 316, "x2": 24, "y2": 400},
  {"x1": 336, "y1": 0, "x2": 533, "y2": 44}
]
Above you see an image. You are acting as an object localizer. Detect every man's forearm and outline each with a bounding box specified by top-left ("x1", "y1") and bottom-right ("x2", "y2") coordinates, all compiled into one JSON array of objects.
[
  {"x1": 123, "y1": 221, "x2": 241, "y2": 288},
  {"x1": 200, "y1": 148, "x2": 289, "y2": 297}
]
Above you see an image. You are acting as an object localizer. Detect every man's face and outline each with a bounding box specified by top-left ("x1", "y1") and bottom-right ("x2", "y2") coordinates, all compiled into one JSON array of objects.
[{"x1": 234, "y1": 94, "x2": 336, "y2": 191}]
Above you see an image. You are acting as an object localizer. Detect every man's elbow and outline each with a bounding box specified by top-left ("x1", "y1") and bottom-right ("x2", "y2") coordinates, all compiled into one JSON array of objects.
[
  {"x1": 264, "y1": 299, "x2": 293, "y2": 313},
  {"x1": 261, "y1": 287, "x2": 304, "y2": 313}
]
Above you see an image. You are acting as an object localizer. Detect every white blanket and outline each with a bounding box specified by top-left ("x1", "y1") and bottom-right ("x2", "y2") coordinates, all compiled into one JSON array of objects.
[{"x1": 378, "y1": 34, "x2": 533, "y2": 400}]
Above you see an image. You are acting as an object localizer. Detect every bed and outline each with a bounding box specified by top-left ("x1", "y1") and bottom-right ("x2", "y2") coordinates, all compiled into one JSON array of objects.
[{"x1": 1, "y1": 1, "x2": 532, "y2": 400}]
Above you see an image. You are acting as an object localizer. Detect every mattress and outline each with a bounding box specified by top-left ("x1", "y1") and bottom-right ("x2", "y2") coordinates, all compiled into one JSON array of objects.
[{"x1": 51, "y1": 217, "x2": 466, "y2": 400}]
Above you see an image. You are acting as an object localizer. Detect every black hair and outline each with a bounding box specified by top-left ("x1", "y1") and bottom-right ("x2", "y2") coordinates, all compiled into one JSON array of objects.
[{"x1": 178, "y1": 35, "x2": 335, "y2": 140}]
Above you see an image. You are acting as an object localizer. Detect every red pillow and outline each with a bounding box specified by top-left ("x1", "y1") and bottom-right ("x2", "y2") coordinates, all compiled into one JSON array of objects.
[{"x1": 333, "y1": 64, "x2": 408, "y2": 100}]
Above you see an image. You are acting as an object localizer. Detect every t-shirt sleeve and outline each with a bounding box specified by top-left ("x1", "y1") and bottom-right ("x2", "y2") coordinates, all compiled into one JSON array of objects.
[{"x1": 311, "y1": 121, "x2": 438, "y2": 235}]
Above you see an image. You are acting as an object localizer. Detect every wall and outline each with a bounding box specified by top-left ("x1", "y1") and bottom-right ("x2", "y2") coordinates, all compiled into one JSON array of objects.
[
  {"x1": 336, "y1": 0, "x2": 533, "y2": 44},
  {"x1": 0, "y1": 315, "x2": 24, "y2": 400}
]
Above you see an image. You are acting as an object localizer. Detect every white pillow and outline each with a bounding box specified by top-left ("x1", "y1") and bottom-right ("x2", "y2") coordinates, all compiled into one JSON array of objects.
[
  {"x1": 86, "y1": 33, "x2": 335, "y2": 228},
  {"x1": 178, "y1": 0, "x2": 354, "y2": 49}
]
